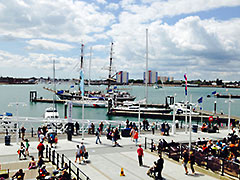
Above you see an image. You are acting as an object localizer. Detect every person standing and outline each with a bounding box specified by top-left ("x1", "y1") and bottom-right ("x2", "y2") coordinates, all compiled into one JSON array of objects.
[
  {"x1": 95, "y1": 128, "x2": 102, "y2": 144},
  {"x1": 75, "y1": 122, "x2": 80, "y2": 135},
  {"x1": 18, "y1": 142, "x2": 26, "y2": 160},
  {"x1": 75, "y1": 145, "x2": 81, "y2": 163},
  {"x1": 189, "y1": 151, "x2": 195, "y2": 175},
  {"x1": 182, "y1": 150, "x2": 189, "y2": 175},
  {"x1": 133, "y1": 130, "x2": 139, "y2": 146},
  {"x1": 91, "y1": 123, "x2": 95, "y2": 135},
  {"x1": 152, "y1": 122, "x2": 155, "y2": 135},
  {"x1": 137, "y1": 144, "x2": 144, "y2": 166},
  {"x1": 99, "y1": 122, "x2": 104, "y2": 135},
  {"x1": 37, "y1": 141, "x2": 45, "y2": 158},
  {"x1": 80, "y1": 142, "x2": 86, "y2": 163},
  {"x1": 156, "y1": 154, "x2": 164, "y2": 179},
  {"x1": 25, "y1": 139, "x2": 30, "y2": 156},
  {"x1": 21, "y1": 126, "x2": 26, "y2": 140}
]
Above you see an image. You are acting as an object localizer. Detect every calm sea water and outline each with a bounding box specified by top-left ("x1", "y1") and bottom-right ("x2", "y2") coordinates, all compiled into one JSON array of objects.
[{"x1": 1, "y1": 83, "x2": 240, "y2": 122}]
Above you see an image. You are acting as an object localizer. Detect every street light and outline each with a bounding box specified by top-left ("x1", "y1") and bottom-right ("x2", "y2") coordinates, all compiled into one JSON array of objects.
[
  {"x1": 8, "y1": 102, "x2": 26, "y2": 144},
  {"x1": 172, "y1": 94, "x2": 176, "y2": 135},
  {"x1": 225, "y1": 94, "x2": 233, "y2": 131}
]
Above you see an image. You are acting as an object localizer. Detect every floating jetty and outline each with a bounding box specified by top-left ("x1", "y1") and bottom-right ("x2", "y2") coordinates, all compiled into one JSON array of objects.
[
  {"x1": 30, "y1": 90, "x2": 66, "y2": 103},
  {"x1": 108, "y1": 109, "x2": 237, "y2": 123}
]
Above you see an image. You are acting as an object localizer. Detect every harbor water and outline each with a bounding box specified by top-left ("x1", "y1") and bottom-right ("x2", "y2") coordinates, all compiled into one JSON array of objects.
[{"x1": 1, "y1": 83, "x2": 240, "y2": 124}]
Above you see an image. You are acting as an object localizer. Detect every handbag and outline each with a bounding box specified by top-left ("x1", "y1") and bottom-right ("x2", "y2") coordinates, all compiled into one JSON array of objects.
[{"x1": 84, "y1": 152, "x2": 88, "y2": 159}]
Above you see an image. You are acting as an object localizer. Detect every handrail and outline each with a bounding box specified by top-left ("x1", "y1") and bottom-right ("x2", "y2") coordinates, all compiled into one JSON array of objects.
[{"x1": 46, "y1": 145, "x2": 90, "y2": 180}]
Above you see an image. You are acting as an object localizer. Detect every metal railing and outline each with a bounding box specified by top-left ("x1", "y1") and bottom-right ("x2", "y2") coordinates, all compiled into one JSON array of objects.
[
  {"x1": 145, "y1": 137, "x2": 240, "y2": 179},
  {"x1": 45, "y1": 145, "x2": 90, "y2": 180}
]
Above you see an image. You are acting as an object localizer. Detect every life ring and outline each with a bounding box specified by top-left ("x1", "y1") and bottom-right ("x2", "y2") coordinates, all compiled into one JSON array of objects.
[{"x1": 209, "y1": 116, "x2": 213, "y2": 122}]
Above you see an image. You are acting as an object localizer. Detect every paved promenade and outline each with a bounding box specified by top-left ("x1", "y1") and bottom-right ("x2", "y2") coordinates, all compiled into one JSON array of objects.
[{"x1": 0, "y1": 129, "x2": 232, "y2": 180}]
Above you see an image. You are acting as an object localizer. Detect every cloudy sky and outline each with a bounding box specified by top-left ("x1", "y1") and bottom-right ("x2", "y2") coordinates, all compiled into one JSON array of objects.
[{"x1": 0, "y1": 0, "x2": 240, "y2": 81}]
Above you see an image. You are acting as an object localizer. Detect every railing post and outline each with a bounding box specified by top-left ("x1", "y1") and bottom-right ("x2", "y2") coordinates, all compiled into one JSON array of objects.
[
  {"x1": 77, "y1": 168, "x2": 79, "y2": 180},
  {"x1": 221, "y1": 159, "x2": 224, "y2": 176},
  {"x1": 151, "y1": 139, "x2": 154, "y2": 152},
  {"x1": 52, "y1": 150, "x2": 55, "y2": 165},
  {"x1": 46, "y1": 145, "x2": 48, "y2": 158},
  {"x1": 57, "y1": 153, "x2": 59, "y2": 169},
  {"x1": 145, "y1": 137, "x2": 147, "y2": 150},
  {"x1": 49, "y1": 148, "x2": 51, "y2": 162},
  {"x1": 206, "y1": 155, "x2": 209, "y2": 170},
  {"x1": 62, "y1": 154, "x2": 64, "y2": 168},
  {"x1": 69, "y1": 160, "x2": 71, "y2": 177},
  {"x1": 31, "y1": 128, "x2": 34, "y2": 137}
]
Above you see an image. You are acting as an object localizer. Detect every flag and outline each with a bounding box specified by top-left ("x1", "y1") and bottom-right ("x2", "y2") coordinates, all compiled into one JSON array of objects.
[
  {"x1": 198, "y1": 97, "x2": 203, "y2": 103},
  {"x1": 80, "y1": 69, "x2": 84, "y2": 96},
  {"x1": 70, "y1": 85, "x2": 74, "y2": 88},
  {"x1": 184, "y1": 74, "x2": 187, "y2": 96},
  {"x1": 212, "y1": 91, "x2": 216, "y2": 95},
  {"x1": 113, "y1": 86, "x2": 117, "y2": 89}
]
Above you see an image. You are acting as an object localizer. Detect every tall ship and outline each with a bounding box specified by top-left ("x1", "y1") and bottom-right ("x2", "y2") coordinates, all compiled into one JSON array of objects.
[{"x1": 44, "y1": 43, "x2": 136, "y2": 106}]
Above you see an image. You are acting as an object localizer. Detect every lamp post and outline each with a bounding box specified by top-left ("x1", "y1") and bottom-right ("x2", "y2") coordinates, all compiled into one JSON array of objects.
[
  {"x1": 138, "y1": 102, "x2": 141, "y2": 136},
  {"x1": 8, "y1": 102, "x2": 26, "y2": 144},
  {"x1": 172, "y1": 94, "x2": 176, "y2": 135},
  {"x1": 227, "y1": 94, "x2": 232, "y2": 131}
]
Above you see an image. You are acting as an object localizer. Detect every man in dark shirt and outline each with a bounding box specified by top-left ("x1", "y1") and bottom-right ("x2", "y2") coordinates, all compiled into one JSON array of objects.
[
  {"x1": 182, "y1": 150, "x2": 189, "y2": 175},
  {"x1": 156, "y1": 154, "x2": 164, "y2": 179},
  {"x1": 12, "y1": 169, "x2": 24, "y2": 180}
]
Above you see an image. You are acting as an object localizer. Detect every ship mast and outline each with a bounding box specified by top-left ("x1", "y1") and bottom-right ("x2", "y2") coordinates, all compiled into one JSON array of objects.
[
  {"x1": 79, "y1": 44, "x2": 84, "y2": 92},
  {"x1": 107, "y1": 42, "x2": 114, "y2": 91},
  {"x1": 145, "y1": 28, "x2": 148, "y2": 106}
]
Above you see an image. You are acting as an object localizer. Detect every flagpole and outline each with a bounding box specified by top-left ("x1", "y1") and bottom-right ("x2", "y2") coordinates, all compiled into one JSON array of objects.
[
  {"x1": 201, "y1": 102, "x2": 203, "y2": 125},
  {"x1": 185, "y1": 95, "x2": 187, "y2": 134},
  {"x1": 189, "y1": 95, "x2": 192, "y2": 150}
]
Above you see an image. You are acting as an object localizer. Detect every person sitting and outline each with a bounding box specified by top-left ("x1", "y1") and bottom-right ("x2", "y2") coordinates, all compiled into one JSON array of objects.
[
  {"x1": 147, "y1": 161, "x2": 157, "y2": 178},
  {"x1": 59, "y1": 170, "x2": 71, "y2": 180},
  {"x1": 28, "y1": 157, "x2": 37, "y2": 170},
  {"x1": 201, "y1": 123, "x2": 208, "y2": 132},
  {"x1": 37, "y1": 156, "x2": 44, "y2": 168},
  {"x1": 12, "y1": 169, "x2": 25, "y2": 180},
  {"x1": 53, "y1": 163, "x2": 69, "y2": 176},
  {"x1": 37, "y1": 166, "x2": 49, "y2": 179},
  {"x1": 213, "y1": 124, "x2": 219, "y2": 133}
]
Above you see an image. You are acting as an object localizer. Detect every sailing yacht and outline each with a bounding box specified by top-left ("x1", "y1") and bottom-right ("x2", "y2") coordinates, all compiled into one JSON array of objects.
[{"x1": 108, "y1": 29, "x2": 171, "y2": 115}]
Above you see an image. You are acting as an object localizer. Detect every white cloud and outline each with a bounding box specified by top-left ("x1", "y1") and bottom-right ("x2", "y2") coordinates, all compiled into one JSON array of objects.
[
  {"x1": 26, "y1": 39, "x2": 75, "y2": 51},
  {"x1": 96, "y1": 0, "x2": 107, "y2": 4},
  {"x1": 0, "y1": 0, "x2": 115, "y2": 43},
  {"x1": 108, "y1": 15, "x2": 240, "y2": 80},
  {"x1": 106, "y1": 3, "x2": 119, "y2": 10}
]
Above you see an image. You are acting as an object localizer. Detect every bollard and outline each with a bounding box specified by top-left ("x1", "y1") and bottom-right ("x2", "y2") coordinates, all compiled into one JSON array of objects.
[
  {"x1": 31, "y1": 128, "x2": 34, "y2": 137},
  {"x1": 19, "y1": 128, "x2": 21, "y2": 138},
  {"x1": 145, "y1": 137, "x2": 147, "y2": 150},
  {"x1": 62, "y1": 154, "x2": 64, "y2": 168}
]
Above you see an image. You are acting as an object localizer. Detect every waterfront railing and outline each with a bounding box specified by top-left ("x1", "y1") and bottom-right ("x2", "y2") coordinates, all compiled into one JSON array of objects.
[
  {"x1": 45, "y1": 145, "x2": 90, "y2": 180},
  {"x1": 145, "y1": 137, "x2": 240, "y2": 179}
]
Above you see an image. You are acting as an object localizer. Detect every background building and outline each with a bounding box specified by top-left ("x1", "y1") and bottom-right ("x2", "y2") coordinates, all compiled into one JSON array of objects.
[
  {"x1": 158, "y1": 76, "x2": 174, "y2": 83},
  {"x1": 116, "y1": 71, "x2": 129, "y2": 84},
  {"x1": 143, "y1": 70, "x2": 158, "y2": 84}
]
